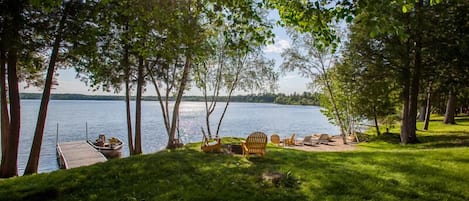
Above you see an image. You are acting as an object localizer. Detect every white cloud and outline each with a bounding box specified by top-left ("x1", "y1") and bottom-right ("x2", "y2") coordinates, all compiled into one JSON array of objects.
[{"x1": 264, "y1": 38, "x2": 290, "y2": 53}]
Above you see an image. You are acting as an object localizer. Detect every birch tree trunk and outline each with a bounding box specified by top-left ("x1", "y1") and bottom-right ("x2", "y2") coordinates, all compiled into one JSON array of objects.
[{"x1": 167, "y1": 58, "x2": 191, "y2": 149}]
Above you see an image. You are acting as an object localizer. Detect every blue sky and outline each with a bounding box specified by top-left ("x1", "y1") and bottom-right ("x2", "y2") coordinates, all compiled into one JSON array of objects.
[{"x1": 21, "y1": 11, "x2": 310, "y2": 96}]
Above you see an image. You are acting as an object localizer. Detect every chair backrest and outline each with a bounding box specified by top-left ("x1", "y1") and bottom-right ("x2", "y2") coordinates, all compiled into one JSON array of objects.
[
  {"x1": 318, "y1": 134, "x2": 329, "y2": 141},
  {"x1": 318, "y1": 134, "x2": 329, "y2": 144},
  {"x1": 246, "y1": 132, "x2": 267, "y2": 149},
  {"x1": 290, "y1": 133, "x2": 296, "y2": 142},
  {"x1": 303, "y1": 135, "x2": 313, "y2": 143},
  {"x1": 271, "y1": 134, "x2": 280, "y2": 144}
]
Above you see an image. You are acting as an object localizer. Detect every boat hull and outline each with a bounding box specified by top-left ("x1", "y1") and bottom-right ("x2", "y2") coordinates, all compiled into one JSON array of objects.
[{"x1": 87, "y1": 139, "x2": 123, "y2": 159}]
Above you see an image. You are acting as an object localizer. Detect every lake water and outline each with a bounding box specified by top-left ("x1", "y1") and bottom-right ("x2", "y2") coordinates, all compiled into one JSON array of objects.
[{"x1": 10, "y1": 100, "x2": 339, "y2": 174}]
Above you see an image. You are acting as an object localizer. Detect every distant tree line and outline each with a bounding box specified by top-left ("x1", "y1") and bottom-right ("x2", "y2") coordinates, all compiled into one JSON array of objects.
[
  {"x1": 19, "y1": 92, "x2": 320, "y2": 105},
  {"x1": 274, "y1": 92, "x2": 320, "y2": 105}
]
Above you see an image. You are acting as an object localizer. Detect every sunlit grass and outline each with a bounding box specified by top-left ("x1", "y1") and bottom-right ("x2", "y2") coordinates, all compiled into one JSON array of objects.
[
  {"x1": 0, "y1": 116, "x2": 468, "y2": 201},
  {"x1": 359, "y1": 115, "x2": 469, "y2": 150}
]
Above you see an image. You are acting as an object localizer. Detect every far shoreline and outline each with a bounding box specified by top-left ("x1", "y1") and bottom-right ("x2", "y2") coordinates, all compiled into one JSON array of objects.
[{"x1": 20, "y1": 93, "x2": 320, "y2": 106}]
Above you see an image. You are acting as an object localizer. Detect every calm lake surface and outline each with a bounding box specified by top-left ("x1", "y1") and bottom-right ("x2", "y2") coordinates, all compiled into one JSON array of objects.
[{"x1": 14, "y1": 100, "x2": 339, "y2": 173}]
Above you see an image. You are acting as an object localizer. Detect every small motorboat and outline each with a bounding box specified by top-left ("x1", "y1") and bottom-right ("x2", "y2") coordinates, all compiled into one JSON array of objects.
[{"x1": 88, "y1": 134, "x2": 124, "y2": 159}]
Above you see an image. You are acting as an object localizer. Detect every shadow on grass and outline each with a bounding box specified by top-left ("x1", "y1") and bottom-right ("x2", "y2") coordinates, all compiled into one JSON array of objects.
[
  {"x1": 1, "y1": 146, "x2": 468, "y2": 201},
  {"x1": 416, "y1": 135, "x2": 469, "y2": 148},
  {"x1": 259, "y1": 149, "x2": 469, "y2": 201},
  {"x1": 0, "y1": 149, "x2": 309, "y2": 201},
  {"x1": 363, "y1": 127, "x2": 469, "y2": 149}
]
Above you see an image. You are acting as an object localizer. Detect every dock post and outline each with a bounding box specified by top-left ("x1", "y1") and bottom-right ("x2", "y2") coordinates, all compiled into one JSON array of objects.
[
  {"x1": 56, "y1": 123, "x2": 59, "y2": 145},
  {"x1": 86, "y1": 122, "x2": 88, "y2": 141}
]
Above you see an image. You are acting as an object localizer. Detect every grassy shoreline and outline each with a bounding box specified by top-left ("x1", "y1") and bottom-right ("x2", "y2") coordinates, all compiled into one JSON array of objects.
[{"x1": 0, "y1": 116, "x2": 468, "y2": 201}]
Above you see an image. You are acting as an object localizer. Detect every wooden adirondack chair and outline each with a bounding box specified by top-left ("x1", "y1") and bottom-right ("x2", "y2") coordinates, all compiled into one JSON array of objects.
[
  {"x1": 241, "y1": 132, "x2": 267, "y2": 158},
  {"x1": 317, "y1": 134, "x2": 330, "y2": 145},
  {"x1": 284, "y1": 133, "x2": 296, "y2": 146},
  {"x1": 200, "y1": 128, "x2": 221, "y2": 153},
  {"x1": 270, "y1": 134, "x2": 281, "y2": 146},
  {"x1": 201, "y1": 136, "x2": 221, "y2": 152}
]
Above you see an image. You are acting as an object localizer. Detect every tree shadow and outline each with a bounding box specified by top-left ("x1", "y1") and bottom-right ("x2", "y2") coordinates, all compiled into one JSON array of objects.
[
  {"x1": 416, "y1": 134, "x2": 469, "y2": 148},
  {"x1": 364, "y1": 130, "x2": 469, "y2": 149},
  {"x1": 7, "y1": 149, "x2": 308, "y2": 201}
]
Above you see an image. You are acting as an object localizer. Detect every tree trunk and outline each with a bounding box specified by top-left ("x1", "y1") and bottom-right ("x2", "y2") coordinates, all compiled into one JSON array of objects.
[
  {"x1": 423, "y1": 83, "x2": 432, "y2": 130},
  {"x1": 133, "y1": 57, "x2": 144, "y2": 154},
  {"x1": 123, "y1": 26, "x2": 134, "y2": 155},
  {"x1": 322, "y1": 73, "x2": 347, "y2": 144},
  {"x1": 24, "y1": 6, "x2": 68, "y2": 174},
  {"x1": 1, "y1": 49, "x2": 20, "y2": 178},
  {"x1": 444, "y1": 91, "x2": 456, "y2": 124},
  {"x1": 0, "y1": 0, "x2": 22, "y2": 178},
  {"x1": 406, "y1": 0, "x2": 422, "y2": 144},
  {"x1": 123, "y1": 17, "x2": 134, "y2": 155},
  {"x1": 407, "y1": 68, "x2": 420, "y2": 143},
  {"x1": 418, "y1": 105, "x2": 426, "y2": 121},
  {"x1": 0, "y1": 50, "x2": 9, "y2": 173},
  {"x1": 401, "y1": 0, "x2": 422, "y2": 144},
  {"x1": 407, "y1": 73, "x2": 420, "y2": 143},
  {"x1": 167, "y1": 58, "x2": 191, "y2": 149},
  {"x1": 400, "y1": 68, "x2": 410, "y2": 144},
  {"x1": 215, "y1": 74, "x2": 238, "y2": 139},
  {"x1": 374, "y1": 113, "x2": 380, "y2": 136}
]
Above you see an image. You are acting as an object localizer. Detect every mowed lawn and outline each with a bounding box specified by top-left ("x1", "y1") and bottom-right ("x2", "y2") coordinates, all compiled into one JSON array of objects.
[{"x1": 0, "y1": 116, "x2": 468, "y2": 201}]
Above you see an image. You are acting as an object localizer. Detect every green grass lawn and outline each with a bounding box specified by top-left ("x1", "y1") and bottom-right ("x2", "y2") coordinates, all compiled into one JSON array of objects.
[{"x1": 0, "y1": 116, "x2": 468, "y2": 201}]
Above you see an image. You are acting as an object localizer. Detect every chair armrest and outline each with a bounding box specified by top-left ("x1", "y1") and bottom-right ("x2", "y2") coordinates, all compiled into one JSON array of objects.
[{"x1": 241, "y1": 142, "x2": 248, "y2": 151}]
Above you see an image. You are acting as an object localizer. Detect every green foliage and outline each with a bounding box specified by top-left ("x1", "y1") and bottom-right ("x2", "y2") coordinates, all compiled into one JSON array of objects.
[
  {"x1": 274, "y1": 92, "x2": 320, "y2": 106},
  {"x1": 269, "y1": 0, "x2": 354, "y2": 49},
  {"x1": 0, "y1": 120, "x2": 468, "y2": 200}
]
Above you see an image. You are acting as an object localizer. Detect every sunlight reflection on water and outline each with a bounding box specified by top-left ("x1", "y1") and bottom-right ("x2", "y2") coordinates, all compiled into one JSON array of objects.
[{"x1": 15, "y1": 100, "x2": 339, "y2": 173}]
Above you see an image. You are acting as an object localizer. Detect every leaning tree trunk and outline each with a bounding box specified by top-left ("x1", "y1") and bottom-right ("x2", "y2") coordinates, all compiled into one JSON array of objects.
[
  {"x1": 167, "y1": 58, "x2": 191, "y2": 149},
  {"x1": 24, "y1": 7, "x2": 68, "y2": 174},
  {"x1": 444, "y1": 91, "x2": 456, "y2": 124},
  {"x1": 373, "y1": 107, "x2": 380, "y2": 136},
  {"x1": 0, "y1": 50, "x2": 9, "y2": 173},
  {"x1": 215, "y1": 72, "x2": 239, "y2": 139},
  {"x1": 423, "y1": 82, "x2": 432, "y2": 130},
  {"x1": 322, "y1": 72, "x2": 347, "y2": 144},
  {"x1": 133, "y1": 57, "x2": 144, "y2": 154}
]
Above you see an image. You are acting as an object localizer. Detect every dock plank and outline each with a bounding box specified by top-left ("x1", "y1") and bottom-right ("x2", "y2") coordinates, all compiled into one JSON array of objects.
[{"x1": 57, "y1": 141, "x2": 107, "y2": 169}]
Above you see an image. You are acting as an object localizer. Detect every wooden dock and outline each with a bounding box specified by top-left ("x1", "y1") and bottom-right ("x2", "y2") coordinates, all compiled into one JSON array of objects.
[{"x1": 57, "y1": 141, "x2": 107, "y2": 169}]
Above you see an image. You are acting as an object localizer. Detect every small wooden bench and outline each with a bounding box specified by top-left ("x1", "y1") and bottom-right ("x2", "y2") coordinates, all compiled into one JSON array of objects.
[
  {"x1": 241, "y1": 132, "x2": 267, "y2": 158},
  {"x1": 201, "y1": 137, "x2": 221, "y2": 153}
]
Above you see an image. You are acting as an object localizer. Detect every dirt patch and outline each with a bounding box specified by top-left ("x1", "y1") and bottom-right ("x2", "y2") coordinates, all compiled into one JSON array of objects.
[{"x1": 282, "y1": 136, "x2": 358, "y2": 152}]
